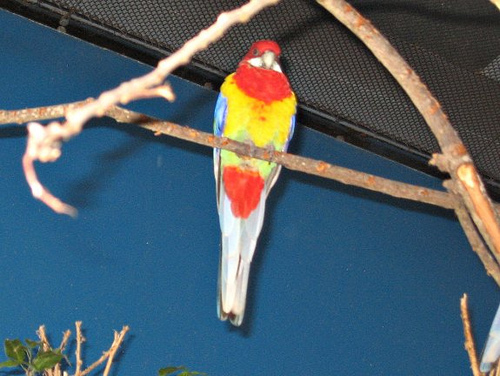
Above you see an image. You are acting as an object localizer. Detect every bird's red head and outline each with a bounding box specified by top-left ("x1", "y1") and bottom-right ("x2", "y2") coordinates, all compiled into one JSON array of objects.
[
  {"x1": 234, "y1": 40, "x2": 292, "y2": 103},
  {"x1": 241, "y1": 40, "x2": 282, "y2": 64}
]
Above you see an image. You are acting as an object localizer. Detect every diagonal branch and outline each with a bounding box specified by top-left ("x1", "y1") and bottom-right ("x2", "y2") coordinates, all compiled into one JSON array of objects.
[{"x1": 316, "y1": 0, "x2": 500, "y2": 263}]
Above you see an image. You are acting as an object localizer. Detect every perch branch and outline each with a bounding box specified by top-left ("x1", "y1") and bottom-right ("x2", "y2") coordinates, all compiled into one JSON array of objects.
[
  {"x1": 19, "y1": 0, "x2": 280, "y2": 216},
  {"x1": 316, "y1": 0, "x2": 500, "y2": 264},
  {"x1": 0, "y1": 103, "x2": 456, "y2": 210},
  {"x1": 460, "y1": 294, "x2": 483, "y2": 376}
]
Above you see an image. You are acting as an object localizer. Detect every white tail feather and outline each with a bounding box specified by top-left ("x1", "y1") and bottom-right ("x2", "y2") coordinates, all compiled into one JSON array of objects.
[{"x1": 217, "y1": 188, "x2": 267, "y2": 326}]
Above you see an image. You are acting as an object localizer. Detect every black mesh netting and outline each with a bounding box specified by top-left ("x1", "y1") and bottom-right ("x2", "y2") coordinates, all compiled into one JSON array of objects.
[{"x1": 6, "y1": 0, "x2": 500, "y2": 188}]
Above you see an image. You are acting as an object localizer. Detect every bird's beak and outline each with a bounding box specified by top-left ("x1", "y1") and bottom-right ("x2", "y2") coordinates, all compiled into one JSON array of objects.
[
  {"x1": 261, "y1": 51, "x2": 277, "y2": 69},
  {"x1": 247, "y1": 50, "x2": 282, "y2": 72}
]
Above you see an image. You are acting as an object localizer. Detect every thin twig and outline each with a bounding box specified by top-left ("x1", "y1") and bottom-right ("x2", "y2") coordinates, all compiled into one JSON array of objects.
[
  {"x1": 58, "y1": 330, "x2": 72, "y2": 352},
  {"x1": 103, "y1": 327, "x2": 129, "y2": 376},
  {"x1": 53, "y1": 329, "x2": 72, "y2": 376},
  {"x1": 80, "y1": 326, "x2": 129, "y2": 376},
  {"x1": 22, "y1": 148, "x2": 77, "y2": 217},
  {"x1": 75, "y1": 321, "x2": 84, "y2": 375},
  {"x1": 461, "y1": 294, "x2": 483, "y2": 376}
]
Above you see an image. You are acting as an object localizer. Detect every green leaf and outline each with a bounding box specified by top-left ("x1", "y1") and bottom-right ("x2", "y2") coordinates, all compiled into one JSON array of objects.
[
  {"x1": 24, "y1": 339, "x2": 40, "y2": 349},
  {"x1": 0, "y1": 359, "x2": 22, "y2": 368},
  {"x1": 31, "y1": 350, "x2": 62, "y2": 371},
  {"x1": 4, "y1": 339, "x2": 28, "y2": 363},
  {"x1": 158, "y1": 366, "x2": 186, "y2": 376}
]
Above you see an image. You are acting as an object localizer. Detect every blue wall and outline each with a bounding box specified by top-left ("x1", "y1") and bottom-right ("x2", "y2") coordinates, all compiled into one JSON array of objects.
[{"x1": 0, "y1": 9, "x2": 498, "y2": 375}]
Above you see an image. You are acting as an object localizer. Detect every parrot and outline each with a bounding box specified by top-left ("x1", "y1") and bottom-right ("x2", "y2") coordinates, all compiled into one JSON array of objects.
[
  {"x1": 213, "y1": 40, "x2": 297, "y2": 326},
  {"x1": 480, "y1": 303, "x2": 500, "y2": 372}
]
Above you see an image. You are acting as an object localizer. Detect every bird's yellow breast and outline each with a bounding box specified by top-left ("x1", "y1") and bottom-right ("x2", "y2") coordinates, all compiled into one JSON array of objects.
[{"x1": 221, "y1": 73, "x2": 296, "y2": 149}]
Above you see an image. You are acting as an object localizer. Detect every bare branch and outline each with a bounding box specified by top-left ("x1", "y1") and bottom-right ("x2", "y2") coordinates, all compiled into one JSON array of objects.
[
  {"x1": 0, "y1": 100, "x2": 92, "y2": 124},
  {"x1": 316, "y1": 0, "x2": 500, "y2": 262},
  {"x1": 80, "y1": 326, "x2": 129, "y2": 376},
  {"x1": 144, "y1": 119, "x2": 456, "y2": 209},
  {"x1": 22, "y1": 142, "x2": 77, "y2": 217},
  {"x1": 0, "y1": 102, "x2": 458, "y2": 210},
  {"x1": 75, "y1": 321, "x2": 84, "y2": 375},
  {"x1": 460, "y1": 294, "x2": 483, "y2": 376},
  {"x1": 103, "y1": 327, "x2": 129, "y2": 376}
]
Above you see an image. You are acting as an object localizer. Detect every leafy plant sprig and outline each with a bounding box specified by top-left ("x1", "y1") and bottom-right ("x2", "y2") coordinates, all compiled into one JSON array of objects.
[
  {"x1": 0, "y1": 325, "x2": 205, "y2": 376},
  {"x1": 0, "y1": 338, "x2": 62, "y2": 375}
]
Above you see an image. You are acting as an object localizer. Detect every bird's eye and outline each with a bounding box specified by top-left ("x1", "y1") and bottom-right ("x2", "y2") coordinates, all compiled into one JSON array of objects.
[{"x1": 252, "y1": 48, "x2": 259, "y2": 56}]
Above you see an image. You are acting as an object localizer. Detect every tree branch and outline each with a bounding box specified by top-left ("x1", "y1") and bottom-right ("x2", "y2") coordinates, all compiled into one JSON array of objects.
[
  {"x1": 316, "y1": 0, "x2": 500, "y2": 262},
  {"x1": 0, "y1": 102, "x2": 457, "y2": 210}
]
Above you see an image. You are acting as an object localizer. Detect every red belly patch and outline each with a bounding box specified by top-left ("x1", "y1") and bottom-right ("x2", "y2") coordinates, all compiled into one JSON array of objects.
[{"x1": 223, "y1": 166, "x2": 265, "y2": 219}]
